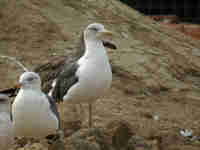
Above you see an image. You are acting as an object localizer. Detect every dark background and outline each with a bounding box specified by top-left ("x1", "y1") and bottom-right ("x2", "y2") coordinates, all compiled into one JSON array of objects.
[{"x1": 120, "y1": 0, "x2": 200, "y2": 22}]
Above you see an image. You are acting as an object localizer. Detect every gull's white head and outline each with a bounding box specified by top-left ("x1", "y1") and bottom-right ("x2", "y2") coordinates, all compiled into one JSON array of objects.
[
  {"x1": 18, "y1": 72, "x2": 41, "y2": 89},
  {"x1": 84, "y1": 23, "x2": 113, "y2": 41}
]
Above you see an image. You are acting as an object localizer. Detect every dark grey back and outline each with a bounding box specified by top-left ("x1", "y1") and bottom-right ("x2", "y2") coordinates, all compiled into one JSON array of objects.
[{"x1": 52, "y1": 63, "x2": 79, "y2": 102}]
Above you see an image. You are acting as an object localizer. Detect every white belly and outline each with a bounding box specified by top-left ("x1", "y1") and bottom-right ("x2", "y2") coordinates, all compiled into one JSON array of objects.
[
  {"x1": 12, "y1": 90, "x2": 58, "y2": 138},
  {"x1": 0, "y1": 113, "x2": 13, "y2": 150},
  {"x1": 64, "y1": 59, "x2": 112, "y2": 104}
]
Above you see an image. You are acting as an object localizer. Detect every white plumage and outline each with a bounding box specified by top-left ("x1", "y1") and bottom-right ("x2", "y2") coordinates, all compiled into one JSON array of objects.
[
  {"x1": 0, "y1": 94, "x2": 13, "y2": 150},
  {"x1": 63, "y1": 33, "x2": 112, "y2": 104},
  {"x1": 51, "y1": 23, "x2": 115, "y2": 127},
  {"x1": 12, "y1": 72, "x2": 60, "y2": 138}
]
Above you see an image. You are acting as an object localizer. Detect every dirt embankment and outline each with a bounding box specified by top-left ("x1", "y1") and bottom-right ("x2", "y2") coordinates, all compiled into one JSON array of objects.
[{"x1": 1, "y1": 0, "x2": 200, "y2": 150}]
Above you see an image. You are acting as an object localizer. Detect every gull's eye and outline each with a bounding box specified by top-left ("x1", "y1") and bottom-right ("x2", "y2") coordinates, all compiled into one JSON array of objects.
[
  {"x1": 27, "y1": 77, "x2": 35, "y2": 82},
  {"x1": 90, "y1": 27, "x2": 98, "y2": 32}
]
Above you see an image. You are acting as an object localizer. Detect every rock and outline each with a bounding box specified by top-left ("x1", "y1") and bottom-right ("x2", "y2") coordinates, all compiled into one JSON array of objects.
[
  {"x1": 69, "y1": 128, "x2": 113, "y2": 150},
  {"x1": 48, "y1": 139, "x2": 65, "y2": 150},
  {"x1": 72, "y1": 140, "x2": 100, "y2": 150},
  {"x1": 62, "y1": 120, "x2": 82, "y2": 137},
  {"x1": 2, "y1": 1, "x2": 200, "y2": 150},
  {"x1": 107, "y1": 120, "x2": 134, "y2": 150},
  {"x1": 29, "y1": 143, "x2": 48, "y2": 150},
  {"x1": 127, "y1": 136, "x2": 150, "y2": 150}
]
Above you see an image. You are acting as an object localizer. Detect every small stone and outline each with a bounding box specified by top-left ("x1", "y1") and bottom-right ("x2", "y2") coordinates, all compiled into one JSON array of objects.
[
  {"x1": 121, "y1": 32, "x2": 129, "y2": 39},
  {"x1": 153, "y1": 115, "x2": 159, "y2": 121}
]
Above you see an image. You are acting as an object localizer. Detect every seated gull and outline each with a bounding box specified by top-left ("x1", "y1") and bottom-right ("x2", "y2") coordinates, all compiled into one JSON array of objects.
[{"x1": 12, "y1": 72, "x2": 61, "y2": 138}]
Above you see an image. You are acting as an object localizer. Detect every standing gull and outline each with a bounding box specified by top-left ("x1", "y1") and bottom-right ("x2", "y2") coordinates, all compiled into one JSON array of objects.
[
  {"x1": 50, "y1": 23, "x2": 116, "y2": 127},
  {"x1": 0, "y1": 94, "x2": 13, "y2": 150},
  {"x1": 12, "y1": 71, "x2": 61, "y2": 138}
]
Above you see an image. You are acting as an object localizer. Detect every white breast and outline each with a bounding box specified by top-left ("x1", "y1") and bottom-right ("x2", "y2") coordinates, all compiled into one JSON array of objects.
[
  {"x1": 12, "y1": 89, "x2": 58, "y2": 138},
  {"x1": 63, "y1": 44, "x2": 112, "y2": 104}
]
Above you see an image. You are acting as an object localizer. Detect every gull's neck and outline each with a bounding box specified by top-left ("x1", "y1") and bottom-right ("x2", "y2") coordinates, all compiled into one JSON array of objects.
[{"x1": 83, "y1": 38, "x2": 108, "y2": 60}]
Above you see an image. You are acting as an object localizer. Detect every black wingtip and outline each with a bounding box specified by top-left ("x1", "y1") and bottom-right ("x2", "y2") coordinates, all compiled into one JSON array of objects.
[{"x1": 0, "y1": 87, "x2": 18, "y2": 98}]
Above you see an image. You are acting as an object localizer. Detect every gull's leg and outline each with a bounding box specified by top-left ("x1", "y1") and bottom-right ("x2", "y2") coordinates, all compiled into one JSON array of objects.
[
  {"x1": 79, "y1": 104, "x2": 84, "y2": 115},
  {"x1": 89, "y1": 103, "x2": 92, "y2": 128},
  {"x1": 79, "y1": 104, "x2": 85, "y2": 121}
]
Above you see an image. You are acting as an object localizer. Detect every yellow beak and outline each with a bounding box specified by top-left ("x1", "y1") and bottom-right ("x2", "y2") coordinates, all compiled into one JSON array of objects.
[
  {"x1": 101, "y1": 29, "x2": 113, "y2": 36},
  {"x1": 97, "y1": 29, "x2": 114, "y2": 38}
]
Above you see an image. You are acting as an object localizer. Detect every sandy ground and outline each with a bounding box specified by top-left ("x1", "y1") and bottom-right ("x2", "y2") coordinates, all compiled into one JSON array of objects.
[{"x1": 0, "y1": 0, "x2": 200, "y2": 150}]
